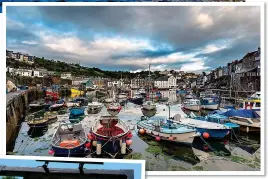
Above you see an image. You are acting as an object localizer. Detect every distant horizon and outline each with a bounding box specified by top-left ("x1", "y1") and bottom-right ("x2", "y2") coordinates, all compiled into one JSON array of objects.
[{"x1": 6, "y1": 6, "x2": 260, "y2": 73}]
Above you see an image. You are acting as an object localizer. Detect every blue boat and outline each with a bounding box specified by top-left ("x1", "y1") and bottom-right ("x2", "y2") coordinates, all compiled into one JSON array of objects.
[
  {"x1": 172, "y1": 114, "x2": 231, "y2": 139},
  {"x1": 200, "y1": 97, "x2": 219, "y2": 110},
  {"x1": 69, "y1": 107, "x2": 85, "y2": 123},
  {"x1": 51, "y1": 123, "x2": 88, "y2": 157},
  {"x1": 194, "y1": 114, "x2": 240, "y2": 130}
]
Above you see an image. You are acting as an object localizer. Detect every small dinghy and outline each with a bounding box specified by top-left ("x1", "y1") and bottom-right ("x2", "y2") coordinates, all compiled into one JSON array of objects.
[
  {"x1": 107, "y1": 103, "x2": 122, "y2": 116},
  {"x1": 182, "y1": 99, "x2": 201, "y2": 111},
  {"x1": 137, "y1": 117, "x2": 198, "y2": 144},
  {"x1": 27, "y1": 115, "x2": 49, "y2": 127},
  {"x1": 89, "y1": 115, "x2": 132, "y2": 158},
  {"x1": 87, "y1": 99, "x2": 103, "y2": 114},
  {"x1": 51, "y1": 122, "x2": 88, "y2": 157},
  {"x1": 69, "y1": 107, "x2": 85, "y2": 123}
]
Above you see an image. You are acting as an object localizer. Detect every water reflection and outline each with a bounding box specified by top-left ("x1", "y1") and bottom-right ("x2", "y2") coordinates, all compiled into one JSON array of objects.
[{"x1": 28, "y1": 126, "x2": 48, "y2": 138}]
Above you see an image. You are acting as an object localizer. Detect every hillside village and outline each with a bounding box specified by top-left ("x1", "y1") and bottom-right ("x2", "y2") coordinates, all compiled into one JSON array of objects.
[{"x1": 6, "y1": 47, "x2": 260, "y2": 92}]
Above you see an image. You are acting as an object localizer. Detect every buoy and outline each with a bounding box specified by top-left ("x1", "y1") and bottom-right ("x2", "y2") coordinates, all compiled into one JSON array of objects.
[
  {"x1": 96, "y1": 142, "x2": 102, "y2": 155},
  {"x1": 139, "y1": 129, "x2": 145, "y2": 135},
  {"x1": 168, "y1": 136, "x2": 174, "y2": 141},
  {"x1": 155, "y1": 136, "x2": 161, "y2": 141},
  {"x1": 121, "y1": 141, "x2": 126, "y2": 154},
  {"x1": 85, "y1": 142, "x2": 91, "y2": 149},
  {"x1": 92, "y1": 141, "x2": 97, "y2": 147},
  {"x1": 87, "y1": 133, "x2": 93, "y2": 140},
  {"x1": 48, "y1": 149, "x2": 55, "y2": 155},
  {"x1": 126, "y1": 139, "x2": 132, "y2": 146},
  {"x1": 202, "y1": 132, "x2": 210, "y2": 139},
  {"x1": 203, "y1": 144, "x2": 209, "y2": 150},
  {"x1": 223, "y1": 139, "x2": 229, "y2": 145}
]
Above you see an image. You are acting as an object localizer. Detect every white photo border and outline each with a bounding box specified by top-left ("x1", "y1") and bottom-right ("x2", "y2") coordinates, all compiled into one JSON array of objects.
[{"x1": 1, "y1": 2, "x2": 265, "y2": 176}]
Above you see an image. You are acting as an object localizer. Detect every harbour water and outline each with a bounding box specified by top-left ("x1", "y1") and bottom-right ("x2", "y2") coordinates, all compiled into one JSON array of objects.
[{"x1": 9, "y1": 90, "x2": 260, "y2": 171}]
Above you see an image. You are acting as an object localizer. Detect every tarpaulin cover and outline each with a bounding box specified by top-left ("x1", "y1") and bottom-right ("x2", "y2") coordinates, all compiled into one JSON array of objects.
[{"x1": 222, "y1": 109, "x2": 260, "y2": 118}]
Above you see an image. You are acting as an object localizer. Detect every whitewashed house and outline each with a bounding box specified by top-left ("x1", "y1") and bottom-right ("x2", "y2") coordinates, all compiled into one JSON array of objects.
[
  {"x1": 33, "y1": 68, "x2": 48, "y2": 77},
  {"x1": 168, "y1": 75, "x2": 177, "y2": 88},
  {"x1": 15, "y1": 68, "x2": 32, "y2": 77},
  {"x1": 61, "y1": 72, "x2": 72, "y2": 79},
  {"x1": 154, "y1": 76, "x2": 169, "y2": 89}
]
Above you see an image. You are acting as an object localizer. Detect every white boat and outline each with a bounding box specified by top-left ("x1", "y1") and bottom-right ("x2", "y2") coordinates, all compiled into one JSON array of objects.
[
  {"x1": 66, "y1": 101, "x2": 80, "y2": 108},
  {"x1": 88, "y1": 101, "x2": 103, "y2": 114},
  {"x1": 137, "y1": 118, "x2": 198, "y2": 144},
  {"x1": 107, "y1": 103, "x2": 122, "y2": 116},
  {"x1": 182, "y1": 99, "x2": 201, "y2": 111},
  {"x1": 118, "y1": 93, "x2": 128, "y2": 99}
]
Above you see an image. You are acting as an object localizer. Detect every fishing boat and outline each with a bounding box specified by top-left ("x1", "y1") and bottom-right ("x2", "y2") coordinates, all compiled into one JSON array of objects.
[
  {"x1": 117, "y1": 93, "x2": 128, "y2": 99},
  {"x1": 74, "y1": 97, "x2": 89, "y2": 106},
  {"x1": 66, "y1": 101, "x2": 80, "y2": 108},
  {"x1": 27, "y1": 115, "x2": 48, "y2": 127},
  {"x1": 87, "y1": 100, "x2": 103, "y2": 114},
  {"x1": 182, "y1": 99, "x2": 201, "y2": 111},
  {"x1": 138, "y1": 88, "x2": 146, "y2": 96},
  {"x1": 29, "y1": 102, "x2": 45, "y2": 112},
  {"x1": 200, "y1": 97, "x2": 219, "y2": 110},
  {"x1": 51, "y1": 122, "x2": 88, "y2": 157},
  {"x1": 137, "y1": 117, "x2": 198, "y2": 144},
  {"x1": 69, "y1": 107, "x2": 85, "y2": 123},
  {"x1": 89, "y1": 115, "x2": 131, "y2": 157},
  {"x1": 171, "y1": 114, "x2": 231, "y2": 139},
  {"x1": 192, "y1": 113, "x2": 239, "y2": 130},
  {"x1": 129, "y1": 92, "x2": 144, "y2": 105},
  {"x1": 221, "y1": 109, "x2": 260, "y2": 133},
  {"x1": 71, "y1": 88, "x2": 84, "y2": 96},
  {"x1": 45, "y1": 111, "x2": 58, "y2": 124},
  {"x1": 238, "y1": 99, "x2": 260, "y2": 116},
  {"x1": 107, "y1": 102, "x2": 122, "y2": 116}
]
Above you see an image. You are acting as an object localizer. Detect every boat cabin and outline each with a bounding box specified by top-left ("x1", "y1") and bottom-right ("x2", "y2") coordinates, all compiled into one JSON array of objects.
[{"x1": 238, "y1": 99, "x2": 261, "y2": 110}]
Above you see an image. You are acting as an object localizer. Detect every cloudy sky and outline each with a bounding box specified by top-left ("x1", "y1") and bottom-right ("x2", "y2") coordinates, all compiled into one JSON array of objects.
[{"x1": 6, "y1": 6, "x2": 260, "y2": 73}]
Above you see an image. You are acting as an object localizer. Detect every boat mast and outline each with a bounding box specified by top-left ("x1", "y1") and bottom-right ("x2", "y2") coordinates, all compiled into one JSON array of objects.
[{"x1": 148, "y1": 64, "x2": 151, "y2": 101}]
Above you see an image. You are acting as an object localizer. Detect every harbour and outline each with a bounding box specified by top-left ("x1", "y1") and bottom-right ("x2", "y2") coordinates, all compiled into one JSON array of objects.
[{"x1": 6, "y1": 89, "x2": 260, "y2": 171}]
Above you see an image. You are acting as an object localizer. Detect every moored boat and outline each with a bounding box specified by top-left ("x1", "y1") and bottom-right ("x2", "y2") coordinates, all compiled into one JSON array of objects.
[
  {"x1": 87, "y1": 101, "x2": 103, "y2": 114},
  {"x1": 29, "y1": 102, "x2": 45, "y2": 112},
  {"x1": 45, "y1": 111, "x2": 58, "y2": 124},
  {"x1": 107, "y1": 102, "x2": 122, "y2": 116},
  {"x1": 192, "y1": 113, "x2": 240, "y2": 131},
  {"x1": 171, "y1": 114, "x2": 231, "y2": 139},
  {"x1": 129, "y1": 92, "x2": 144, "y2": 105},
  {"x1": 221, "y1": 109, "x2": 260, "y2": 133},
  {"x1": 137, "y1": 117, "x2": 198, "y2": 144},
  {"x1": 27, "y1": 115, "x2": 49, "y2": 127},
  {"x1": 50, "y1": 122, "x2": 88, "y2": 157},
  {"x1": 49, "y1": 103, "x2": 65, "y2": 111},
  {"x1": 69, "y1": 107, "x2": 85, "y2": 123},
  {"x1": 182, "y1": 99, "x2": 201, "y2": 111},
  {"x1": 89, "y1": 115, "x2": 132, "y2": 158},
  {"x1": 200, "y1": 97, "x2": 219, "y2": 110}
]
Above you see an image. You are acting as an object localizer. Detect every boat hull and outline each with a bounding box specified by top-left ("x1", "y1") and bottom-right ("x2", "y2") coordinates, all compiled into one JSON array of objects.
[
  {"x1": 239, "y1": 125, "x2": 260, "y2": 133},
  {"x1": 141, "y1": 108, "x2": 157, "y2": 118},
  {"x1": 137, "y1": 124, "x2": 196, "y2": 144},
  {"x1": 201, "y1": 104, "x2": 219, "y2": 110},
  {"x1": 52, "y1": 144, "x2": 87, "y2": 157},
  {"x1": 183, "y1": 105, "x2": 201, "y2": 111},
  {"x1": 196, "y1": 128, "x2": 230, "y2": 139}
]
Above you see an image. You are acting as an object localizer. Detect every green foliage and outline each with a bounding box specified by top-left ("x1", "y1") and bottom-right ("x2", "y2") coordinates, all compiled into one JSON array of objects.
[{"x1": 7, "y1": 58, "x2": 165, "y2": 79}]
